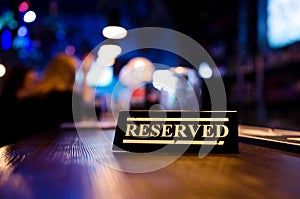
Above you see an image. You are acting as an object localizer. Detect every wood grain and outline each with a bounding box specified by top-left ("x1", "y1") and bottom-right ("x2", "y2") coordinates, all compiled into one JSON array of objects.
[{"x1": 0, "y1": 128, "x2": 299, "y2": 199}]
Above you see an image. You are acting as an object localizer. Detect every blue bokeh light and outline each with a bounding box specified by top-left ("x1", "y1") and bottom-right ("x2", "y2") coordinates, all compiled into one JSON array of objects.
[
  {"x1": 1, "y1": 29, "x2": 12, "y2": 50},
  {"x1": 267, "y1": 0, "x2": 300, "y2": 48}
]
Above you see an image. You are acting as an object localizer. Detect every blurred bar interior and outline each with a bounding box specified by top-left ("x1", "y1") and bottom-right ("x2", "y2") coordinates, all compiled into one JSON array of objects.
[{"x1": 0, "y1": 0, "x2": 300, "y2": 131}]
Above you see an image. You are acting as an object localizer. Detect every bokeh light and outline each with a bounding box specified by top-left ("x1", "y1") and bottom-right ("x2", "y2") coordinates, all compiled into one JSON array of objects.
[
  {"x1": 23, "y1": 11, "x2": 36, "y2": 23},
  {"x1": 119, "y1": 57, "x2": 155, "y2": 87},
  {"x1": 86, "y1": 63, "x2": 114, "y2": 87},
  {"x1": 102, "y1": 26, "x2": 127, "y2": 39},
  {"x1": 17, "y1": 26, "x2": 28, "y2": 37},
  {"x1": 65, "y1": 45, "x2": 76, "y2": 56},
  {"x1": 0, "y1": 64, "x2": 6, "y2": 77},
  {"x1": 1, "y1": 29, "x2": 12, "y2": 50},
  {"x1": 97, "y1": 44, "x2": 122, "y2": 66},
  {"x1": 198, "y1": 62, "x2": 213, "y2": 79},
  {"x1": 18, "y1": 2, "x2": 29, "y2": 12}
]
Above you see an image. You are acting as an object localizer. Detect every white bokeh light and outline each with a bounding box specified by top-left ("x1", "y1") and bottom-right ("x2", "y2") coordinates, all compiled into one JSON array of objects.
[
  {"x1": 23, "y1": 11, "x2": 36, "y2": 23},
  {"x1": 198, "y1": 62, "x2": 213, "y2": 79},
  {"x1": 0, "y1": 64, "x2": 6, "y2": 77},
  {"x1": 102, "y1": 26, "x2": 127, "y2": 39},
  {"x1": 97, "y1": 44, "x2": 122, "y2": 66}
]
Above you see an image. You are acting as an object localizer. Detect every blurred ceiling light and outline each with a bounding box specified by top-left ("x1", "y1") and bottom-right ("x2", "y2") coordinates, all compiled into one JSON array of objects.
[
  {"x1": 198, "y1": 62, "x2": 213, "y2": 79},
  {"x1": 23, "y1": 11, "x2": 36, "y2": 23},
  {"x1": 0, "y1": 64, "x2": 6, "y2": 77},
  {"x1": 102, "y1": 26, "x2": 127, "y2": 39}
]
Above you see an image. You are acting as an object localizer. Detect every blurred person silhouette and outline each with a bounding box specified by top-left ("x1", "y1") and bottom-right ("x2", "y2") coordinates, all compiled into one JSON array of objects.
[
  {"x1": 21, "y1": 52, "x2": 90, "y2": 133},
  {"x1": 0, "y1": 63, "x2": 39, "y2": 146},
  {"x1": 76, "y1": 52, "x2": 100, "y2": 120}
]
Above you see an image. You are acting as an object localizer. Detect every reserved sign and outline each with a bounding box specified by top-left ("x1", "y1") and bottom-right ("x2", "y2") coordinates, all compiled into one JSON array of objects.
[{"x1": 112, "y1": 110, "x2": 238, "y2": 154}]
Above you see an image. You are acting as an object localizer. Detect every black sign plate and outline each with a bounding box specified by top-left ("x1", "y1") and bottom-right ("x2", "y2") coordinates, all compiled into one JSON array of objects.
[{"x1": 112, "y1": 110, "x2": 238, "y2": 154}]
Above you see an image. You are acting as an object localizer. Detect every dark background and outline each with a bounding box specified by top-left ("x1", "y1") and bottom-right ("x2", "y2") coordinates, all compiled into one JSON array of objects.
[{"x1": 1, "y1": 0, "x2": 300, "y2": 131}]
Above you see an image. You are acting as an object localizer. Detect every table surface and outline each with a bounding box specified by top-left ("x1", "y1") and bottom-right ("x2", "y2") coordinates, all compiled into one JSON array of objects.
[{"x1": 1, "y1": 126, "x2": 300, "y2": 199}]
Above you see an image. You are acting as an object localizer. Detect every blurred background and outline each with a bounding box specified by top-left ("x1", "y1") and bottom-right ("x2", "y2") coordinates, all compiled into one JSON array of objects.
[{"x1": 0, "y1": 0, "x2": 299, "y2": 130}]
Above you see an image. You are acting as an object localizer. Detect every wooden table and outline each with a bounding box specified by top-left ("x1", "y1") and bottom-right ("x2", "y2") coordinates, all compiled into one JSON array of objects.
[{"x1": 1, "y1": 127, "x2": 300, "y2": 199}]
